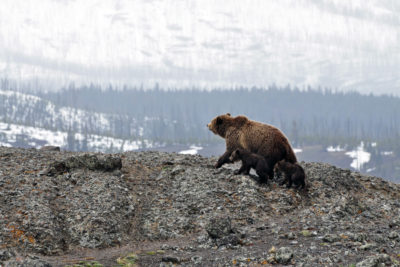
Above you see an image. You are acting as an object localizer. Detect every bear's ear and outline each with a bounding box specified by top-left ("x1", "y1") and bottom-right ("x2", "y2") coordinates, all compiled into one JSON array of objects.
[
  {"x1": 216, "y1": 117, "x2": 223, "y2": 125},
  {"x1": 226, "y1": 113, "x2": 231, "y2": 116}
]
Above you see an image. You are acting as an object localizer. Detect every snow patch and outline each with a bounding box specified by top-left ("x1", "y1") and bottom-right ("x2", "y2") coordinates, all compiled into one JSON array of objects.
[
  {"x1": 0, "y1": 122, "x2": 150, "y2": 152},
  {"x1": 0, "y1": 142, "x2": 12, "y2": 147},
  {"x1": 327, "y1": 145, "x2": 345, "y2": 152},
  {"x1": 366, "y1": 167, "x2": 376, "y2": 173},
  {"x1": 179, "y1": 145, "x2": 203, "y2": 155},
  {"x1": 293, "y1": 148, "x2": 302, "y2": 153},
  {"x1": 345, "y1": 142, "x2": 371, "y2": 171}
]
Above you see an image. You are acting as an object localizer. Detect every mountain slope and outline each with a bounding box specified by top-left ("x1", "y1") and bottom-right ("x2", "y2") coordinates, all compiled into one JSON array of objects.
[{"x1": 1, "y1": 147, "x2": 400, "y2": 266}]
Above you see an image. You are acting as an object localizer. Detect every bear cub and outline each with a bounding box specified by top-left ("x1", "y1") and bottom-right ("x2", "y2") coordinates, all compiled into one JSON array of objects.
[
  {"x1": 229, "y1": 148, "x2": 272, "y2": 183},
  {"x1": 275, "y1": 160, "x2": 306, "y2": 189}
]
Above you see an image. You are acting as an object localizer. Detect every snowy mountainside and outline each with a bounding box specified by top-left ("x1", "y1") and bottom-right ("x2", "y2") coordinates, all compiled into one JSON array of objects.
[
  {"x1": 0, "y1": 89, "x2": 157, "y2": 151},
  {"x1": 0, "y1": 121, "x2": 152, "y2": 152},
  {"x1": 0, "y1": 90, "x2": 141, "y2": 137},
  {"x1": 1, "y1": 0, "x2": 399, "y2": 94}
]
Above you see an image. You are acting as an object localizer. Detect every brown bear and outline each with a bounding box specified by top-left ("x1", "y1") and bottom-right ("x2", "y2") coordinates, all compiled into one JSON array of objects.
[
  {"x1": 275, "y1": 160, "x2": 305, "y2": 189},
  {"x1": 207, "y1": 113, "x2": 297, "y2": 178},
  {"x1": 229, "y1": 148, "x2": 272, "y2": 183}
]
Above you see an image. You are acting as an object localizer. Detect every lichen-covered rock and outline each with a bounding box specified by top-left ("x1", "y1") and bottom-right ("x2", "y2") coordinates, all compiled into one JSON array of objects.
[
  {"x1": 0, "y1": 249, "x2": 15, "y2": 263},
  {"x1": 45, "y1": 154, "x2": 122, "y2": 176},
  {"x1": 356, "y1": 254, "x2": 392, "y2": 267},
  {"x1": 206, "y1": 217, "x2": 233, "y2": 239},
  {"x1": 275, "y1": 247, "x2": 293, "y2": 264},
  {"x1": 322, "y1": 234, "x2": 340, "y2": 243}
]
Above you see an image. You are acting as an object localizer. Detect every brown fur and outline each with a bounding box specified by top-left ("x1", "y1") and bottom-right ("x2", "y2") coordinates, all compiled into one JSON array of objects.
[
  {"x1": 229, "y1": 148, "x2": 272, "y2": 183},
  {"x1": 275, "y1": 160, "x2": 305, "y2": 189},
  {"x1": 207, "y1": 114, "x2": 297, "y2": 178}
]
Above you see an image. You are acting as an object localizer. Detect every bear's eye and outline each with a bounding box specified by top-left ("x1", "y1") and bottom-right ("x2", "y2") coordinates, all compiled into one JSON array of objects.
[{"x1": 216, "y1": 117, "x2": 223, "y2": 125}]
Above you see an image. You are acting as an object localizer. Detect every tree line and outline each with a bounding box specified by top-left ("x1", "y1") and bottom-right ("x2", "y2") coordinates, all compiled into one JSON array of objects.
[{"x1": 33, "y1": 83, "x2": 400, "y2": 153}]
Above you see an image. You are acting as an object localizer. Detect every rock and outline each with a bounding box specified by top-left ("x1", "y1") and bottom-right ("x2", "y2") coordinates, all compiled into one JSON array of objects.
[
  {"x1": 171, "y1": 165, "x2": 185, "y2": 176},
  {"x1": 216, "y1": 234, "x2": 240, "y2": 247},
  {"x1": 322, "y1": 234, "x2": 340, "y2": 243},
  {"x1": 389, "y1": 231, "x2": 399, "y2": 240},
  {"x1": 206, "y1": 217, "x2": 233, "y2": 239},
  {"x1": 39, "y1": 146, "x2": 60, "y2": 152},
  {"x1": 359, "y1": 243, "x2": 376, "y2": 250},
  {"x1": 287, "y1": 232, "x2": 297, "y2": 240},
  {"x1": 356, "y1": 254, "x2": 392, "y2": 267},
  {"x1": 269, "y1": 246, "x2": 276, "y2": 253},
  {"x1": 300, "y1": 230, "x2": 312, "y2": 237},
  {"x1": 46, "y1": 154, "x2": 122, "y2": 176},
  {"x1": 275, "y1": 247, "x2": 293, "y2": 264},
  {"x1": 191, "y1": 256, "x2": 203, "y2": 265},
  {"x1": 162, "y1": 256, "x2": 181, "y2": 264},
  {"x1": 4, "y1": 255, "x2": 52, "y2": 267},
  {"x1": 0, "y1": 249, "x2": 15, "y2": 262}
]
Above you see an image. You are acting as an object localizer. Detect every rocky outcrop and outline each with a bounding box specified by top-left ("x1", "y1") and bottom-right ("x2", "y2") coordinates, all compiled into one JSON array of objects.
[{"x1": 0, "y1": 147, "x2": 400, "y2": 266}]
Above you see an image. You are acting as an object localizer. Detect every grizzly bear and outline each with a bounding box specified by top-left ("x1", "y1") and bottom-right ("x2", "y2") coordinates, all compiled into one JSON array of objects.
[
  {"x1": 207, "y1": 113, "x2": 297, "y2": 178},
  {"x1": 229, "y1": 148, "x2": 272, "y2": 183},
  {"x1": 275, "y1": 160, "x2": 305, "y2": 189}
]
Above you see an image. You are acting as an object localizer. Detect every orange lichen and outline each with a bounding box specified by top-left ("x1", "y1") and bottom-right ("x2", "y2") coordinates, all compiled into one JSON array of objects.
[
  {"x1": 7, "y1": 224, "x2": 35, "y2": 244},
  {"x1": 340, "y1": 234, "x2": 349, "y2": 239},
  {"x1": 27, "y1": 235, "x2": 35, "y2": 244}
]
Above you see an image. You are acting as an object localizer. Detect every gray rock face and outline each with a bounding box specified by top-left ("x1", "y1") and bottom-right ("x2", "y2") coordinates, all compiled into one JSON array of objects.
[{"x1": 1, "y1": 147, "x2": 400, "y2": 266}]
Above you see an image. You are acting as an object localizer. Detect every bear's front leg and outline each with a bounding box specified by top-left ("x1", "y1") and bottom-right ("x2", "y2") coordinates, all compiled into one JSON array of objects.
[
  {"x1": 285, "y1": 175, "x2": 293, "y2": 188},
  {"x1": 279, "y1": 174, "x2": 288, "y2": 186},
  {"x1": 234, "y1": 163, "x2": 248, "y2": 175},
  {"x1": 257, "y1": 170, "x2": 269, "y2": 183},
  {"x1": 215, "y1": 151, "x2": 232, "y2": 168}
]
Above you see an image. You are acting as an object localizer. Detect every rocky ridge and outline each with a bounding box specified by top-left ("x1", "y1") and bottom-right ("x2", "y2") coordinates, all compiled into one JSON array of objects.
[{"x1": 0, "y1": 147, "x2": 400, "y2": 266}]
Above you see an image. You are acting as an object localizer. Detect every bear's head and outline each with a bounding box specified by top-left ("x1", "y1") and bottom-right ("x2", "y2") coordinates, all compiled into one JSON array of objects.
[
  {"x1": 207, "y1": 113, "x2": 232, "y2": 137},
  {"x1": 229, "y1": 149, "x2": 241, "y2": 162}
]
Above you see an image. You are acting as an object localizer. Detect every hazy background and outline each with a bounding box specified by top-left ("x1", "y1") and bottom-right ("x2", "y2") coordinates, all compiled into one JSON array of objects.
[
  {"x1": 0, "y1": 0, "x2": 399, "y2": 182},
  {"x1": 1, "y1": 0, "x2": 399, "y2": 94}
]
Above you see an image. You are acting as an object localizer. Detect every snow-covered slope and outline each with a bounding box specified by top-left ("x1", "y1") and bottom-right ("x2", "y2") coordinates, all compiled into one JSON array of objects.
[
  {"x1": 0, "y1": 89, "x2": 156, "y2": 151},
  {"x1": 0, "y1": 89, "x2": 142, "y2": 137},
  {"x1": 0, "y1": 121, "x2": 152, "y2": 152},
  {"x1": 0, "y1": 0, "x2": 399, "y2": 94}
]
